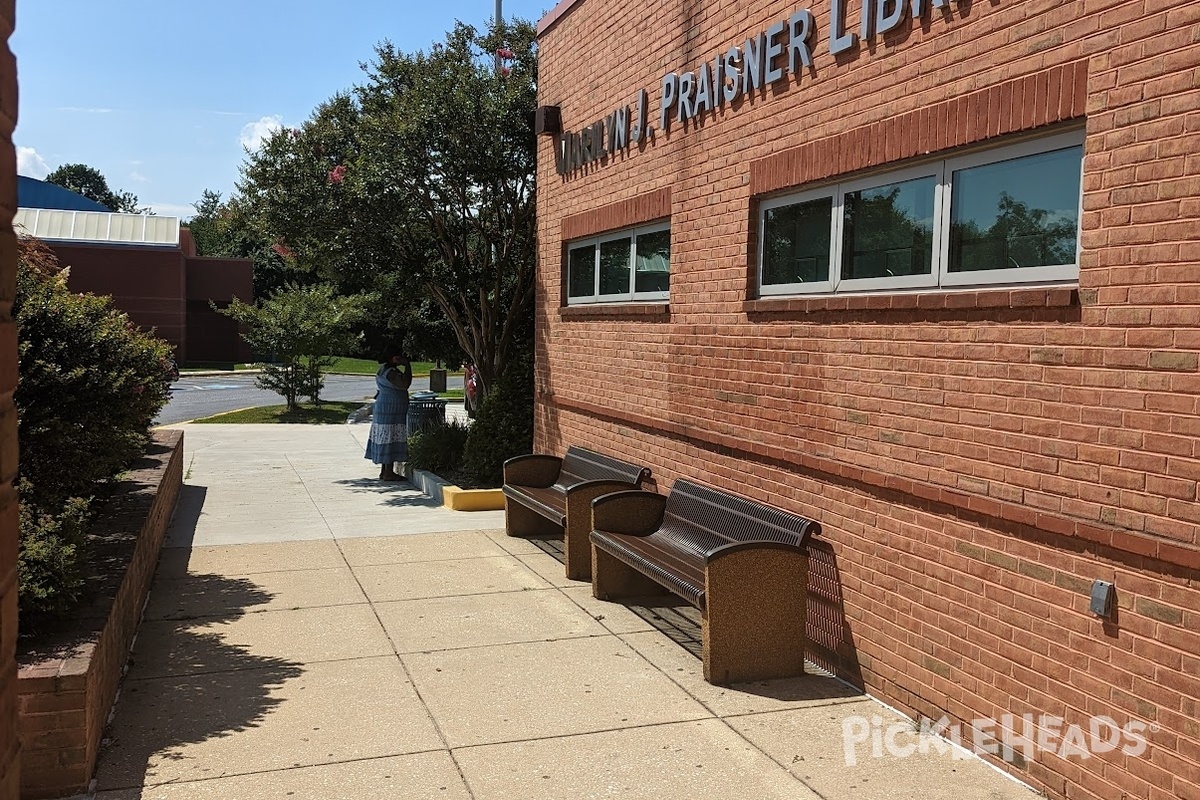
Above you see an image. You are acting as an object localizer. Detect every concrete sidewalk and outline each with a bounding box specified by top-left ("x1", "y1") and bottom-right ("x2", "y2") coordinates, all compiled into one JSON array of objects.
[{"x1": 93, "y1": 424, "x2": 1039, "y2": 799}]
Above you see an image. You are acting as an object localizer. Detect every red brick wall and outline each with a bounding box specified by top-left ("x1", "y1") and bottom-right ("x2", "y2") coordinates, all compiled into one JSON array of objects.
[
  {"x1": 536, "y1": 2, "x2": 1200, "y2": 799},
  {"x1": 18, "y1": 431, "x2": 183, "y2": 799},
  {"x1": 52, "y1": 243, "x2": 188, "y2": 361},
  {"x1": 185, "y1": 255, "x2": 253, "y2": 363},
  {"x1": 0, "y1": 1, "x2": 20, "y2": 797}
]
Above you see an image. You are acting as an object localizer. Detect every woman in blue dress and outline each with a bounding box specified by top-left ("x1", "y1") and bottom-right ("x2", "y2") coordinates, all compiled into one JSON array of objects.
[{"x1": 365, "y1": 345, "x2": 412, "y2": 481}]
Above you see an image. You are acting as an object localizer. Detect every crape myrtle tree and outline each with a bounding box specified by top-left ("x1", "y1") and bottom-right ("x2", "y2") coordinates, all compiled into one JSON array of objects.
[{"x1": 236, "y1": 20, "x2": 537, "y2": 398}]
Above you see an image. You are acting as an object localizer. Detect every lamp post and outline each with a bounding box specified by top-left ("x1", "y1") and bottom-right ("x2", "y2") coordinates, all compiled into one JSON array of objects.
[{"x1": 494, "y1": 0, "x2": 503, "y2": 71}]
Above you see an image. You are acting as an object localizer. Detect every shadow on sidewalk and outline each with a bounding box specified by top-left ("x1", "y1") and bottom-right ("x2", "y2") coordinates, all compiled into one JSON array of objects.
[
  {"x1": 94, "y1": 573, "x2": 304, "y2": 793},
  {"x1": 333, "y1": 477, "x2": 446, "y2": 508},
  {"x1": 162, "y1": 484, "x2": 207, "y2": 549}
]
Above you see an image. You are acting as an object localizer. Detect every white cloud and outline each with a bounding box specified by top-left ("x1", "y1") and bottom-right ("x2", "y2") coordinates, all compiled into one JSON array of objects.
[
  {"x1": 130, "y1": 171, "x2": 149, "y2": 183},
  {"x1": 239, "y1": 115, "x2": 283, "y2": 152},
  {"x1": 17, "y1": 146, "x2": 50, "y2": 179},
  {"x1": 56, "y1": 106, "x2": 113, "y2": 114}
]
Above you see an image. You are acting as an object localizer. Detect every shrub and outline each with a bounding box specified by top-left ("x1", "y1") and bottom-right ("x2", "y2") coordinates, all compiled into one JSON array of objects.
[
  {"x1": 15, "y1": 236, "x2": 174, "y2": 628},
  {"x1": 15, "y1": 239, "x2": 174, "y2": 508},
  {"x1": 16, "y1": 480, "x2": 91, "y2": 628},
  {"x1": 407, "y1": 418, "x2": 471, "y2": 477},
  {"x1": 460, "y1": 349, "x2": 534, "y2": 488}
]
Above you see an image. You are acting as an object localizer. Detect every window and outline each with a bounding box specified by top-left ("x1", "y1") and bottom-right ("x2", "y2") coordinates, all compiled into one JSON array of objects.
[
  {"x1": 758, "y1": 131, "x2": 1083, "y2": 296},
  {"x1": 566, "y1": 222, "x2": 670, "y2": 303}
]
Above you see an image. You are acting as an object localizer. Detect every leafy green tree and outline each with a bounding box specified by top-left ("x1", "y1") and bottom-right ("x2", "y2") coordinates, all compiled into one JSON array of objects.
[
  {"x1": 46, "y1": 163, "x2": 147, "y2": 214},
  {"x1": 219, "y1": 283, "x2": 368, "y2": 409},
  {"x1": 236, "y1": 20, "x2": 537, "y2": 397},
  {"x1": 186, "y1": 189, "x2": 300, "y2": 299}
]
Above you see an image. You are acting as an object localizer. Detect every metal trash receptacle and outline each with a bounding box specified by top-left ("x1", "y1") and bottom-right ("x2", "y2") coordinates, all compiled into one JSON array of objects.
[{"x1": 406, "y1": 391, "x2": 447, "y2": 435}]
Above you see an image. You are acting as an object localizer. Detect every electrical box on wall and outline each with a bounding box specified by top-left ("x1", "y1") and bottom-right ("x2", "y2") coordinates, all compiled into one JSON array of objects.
[{"x1": 1090, "y1": 580, "x2": 1115, "y2": 619}]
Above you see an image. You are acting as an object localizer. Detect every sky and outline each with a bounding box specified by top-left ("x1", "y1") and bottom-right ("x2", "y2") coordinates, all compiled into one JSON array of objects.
[{"x1": 12, "y1": 0, "x2": 551, "y2": 218}]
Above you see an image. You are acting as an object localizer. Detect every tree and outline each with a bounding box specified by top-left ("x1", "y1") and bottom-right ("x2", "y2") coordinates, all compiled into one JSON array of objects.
[
  {"x1": 236, "y1": 20, "x2": 537, "y2": 397},
  {"x1": 46, "y1": 163, "x2": 147, "y2": 214},
  {"x1": 186, "y1": 189, "x2": 300, "y2": 298},
  {"x1": 219, "y1": 283, "x2": 367, "y2": 409}
]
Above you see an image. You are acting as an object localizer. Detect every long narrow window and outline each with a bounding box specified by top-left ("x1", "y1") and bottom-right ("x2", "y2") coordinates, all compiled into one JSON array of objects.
[
  {"x1": 566, "y1": 222, "x2": 670, "y2": 303},
  {"x1": 758, "y1": 130, "x2": 1083, "y2": 296}
]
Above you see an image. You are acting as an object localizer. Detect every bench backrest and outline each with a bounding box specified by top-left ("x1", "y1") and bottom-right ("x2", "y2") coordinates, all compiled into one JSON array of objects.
[
  {"x1": 554, "y1": 446, "x2": 651, "y2": 492},
  {"x1": 658, "y1": 479, "x2": 820, "y2": 559}
]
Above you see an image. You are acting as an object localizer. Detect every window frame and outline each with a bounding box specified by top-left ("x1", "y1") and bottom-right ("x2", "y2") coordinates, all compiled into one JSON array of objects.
[
  {"x1": 755, "y1": 129, "x2": 1086, "y2": 298},
  {"x1": 758, "y1": 186, "x2": 837, "y2": 296},
  {"x1": 938, "y1": 130, "x2": 1084, "y2": 288},
  {"x1": 565, "y1": 220, "x2": 671, "y2": 305}
]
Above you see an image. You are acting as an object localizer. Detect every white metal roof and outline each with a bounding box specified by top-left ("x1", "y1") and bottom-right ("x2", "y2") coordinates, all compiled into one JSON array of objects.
[{"x1": 14, "y1": 208, "x2": 181, "y2": 247}]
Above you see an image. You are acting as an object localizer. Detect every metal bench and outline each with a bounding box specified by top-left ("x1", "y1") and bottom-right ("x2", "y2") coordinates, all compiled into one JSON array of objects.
[
  {"x1": 589, "y1": 479, "x2": 820, "y2": 685},
  {"x1": 502, "y1": 446, "x2": 651, "y2": 580}
]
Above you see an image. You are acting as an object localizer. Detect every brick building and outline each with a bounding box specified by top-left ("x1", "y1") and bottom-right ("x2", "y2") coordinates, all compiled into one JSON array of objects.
[
  {"x1": 15, "y1": 207, "x2": 253, "y2": 365},
  {"x1": 534, "y1": 1, "x2": 1200, "y2": 798}
]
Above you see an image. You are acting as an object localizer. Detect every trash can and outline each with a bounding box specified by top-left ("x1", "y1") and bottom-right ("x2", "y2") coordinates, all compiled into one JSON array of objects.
[
  {"x1": 406, "y1": 391, "x2": 447, "y2": 435},
  {"x1": 428, "y1": 368, "x2": 447, "y2": 393}
]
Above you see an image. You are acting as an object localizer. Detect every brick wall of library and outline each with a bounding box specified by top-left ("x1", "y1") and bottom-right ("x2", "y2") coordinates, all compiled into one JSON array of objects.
[
  {"x1": 535, "y1": 1, "x2": 1200, "y2": 799},
  {"x1": 0, "y1": 1, "x2": 20, "y2": 798}
]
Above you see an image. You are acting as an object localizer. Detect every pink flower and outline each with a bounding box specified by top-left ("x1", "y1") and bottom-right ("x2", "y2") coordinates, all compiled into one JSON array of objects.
[
  {"x1": 496, "y1": 47, "x2": 514, "y2": 60},
  {"x1": 500, "y1": 66, "x2": 512, "y2": 78},
  {"x1": 272, "y1": 241, "x2": 294, "y2": 259},
  {"x1": 328, "y1": 164, "x2": 347, "y2": 184}
]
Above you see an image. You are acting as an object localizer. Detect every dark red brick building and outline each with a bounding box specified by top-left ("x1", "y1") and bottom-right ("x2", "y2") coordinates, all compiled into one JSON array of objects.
[
  {"x1": 534, "y1": 1, "x2": 1200, "y2": 798},
  {"x1": 16, "y1": 209, "x2": 252, "y2": 364}
]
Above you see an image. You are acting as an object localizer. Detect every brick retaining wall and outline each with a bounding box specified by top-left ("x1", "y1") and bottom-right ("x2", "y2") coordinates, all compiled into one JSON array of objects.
[{"x1": 16, "y1": 430, "x2": 183, "y2": 799}]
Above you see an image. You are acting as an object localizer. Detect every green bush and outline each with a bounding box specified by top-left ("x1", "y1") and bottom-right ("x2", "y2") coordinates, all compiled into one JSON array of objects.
[
  {"x1": 16, "y1": 480, "x2": 91, "y2": 627},
  {"x1": 460, "y1": 350, "x2": 534, "y2": 488},
  {"x1": 15, "y1": 237, "x2": 173, "y2": 628},
  {"x1": 407, "y1": 418, "x2": 471, "y2": 477}
]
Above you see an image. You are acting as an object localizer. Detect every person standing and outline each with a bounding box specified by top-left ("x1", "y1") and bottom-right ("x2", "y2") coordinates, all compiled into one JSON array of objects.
[{"x1": 365, "y1": 345, "x2": 412, "y2": 481}]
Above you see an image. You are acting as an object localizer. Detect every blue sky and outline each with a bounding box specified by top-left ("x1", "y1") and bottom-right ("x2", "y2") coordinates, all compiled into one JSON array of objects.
[{"x1": 13, "y1": 0, "x2": 550, "y2": 218}]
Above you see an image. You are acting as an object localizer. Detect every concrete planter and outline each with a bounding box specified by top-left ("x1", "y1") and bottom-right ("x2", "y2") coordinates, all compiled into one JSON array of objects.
[
  {"x1": 16, "y1": 430, "x2": 184, "y2": 799},
  {"x1": 403, "y1": 465, "x2": 505, "y2": 511}
]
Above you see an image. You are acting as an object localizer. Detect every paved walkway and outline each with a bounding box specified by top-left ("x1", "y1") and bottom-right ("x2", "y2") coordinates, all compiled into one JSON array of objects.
[{"x1": 94, "y1": 424, "x2": 1039, "y2": 799}]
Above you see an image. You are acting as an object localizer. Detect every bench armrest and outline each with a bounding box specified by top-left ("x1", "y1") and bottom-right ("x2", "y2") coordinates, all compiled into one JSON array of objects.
[
  {"x1": 591, "y1": 490, "x2": 666, "y2": 536},
  {"x1": 565, "y1": 479, "x2": 639, "y2": 497},
  {"x1": 705, "y1": 540, "x2": 810, "y2": 564},
  {"x1": 503, "y1": 454, "x2": 563, "y2": 488}
]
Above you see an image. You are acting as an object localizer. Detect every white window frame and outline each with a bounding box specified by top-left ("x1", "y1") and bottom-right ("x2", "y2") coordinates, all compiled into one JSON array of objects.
[
  {"x1": 835, "y1": 162, "x2": 944, "y2": 293},
  {"x1": 939, "y1": 130, "x2": 1084, "y2": 287},
  {"x1": 758, "y1": 187, "x2": 837, "y2": 296},
  {"x1": 756, "y1": 130, "x2": 1085, "y2": 297},
  {"x1": 566, "y1": 241, "x2": 598, "y2": 302},
  {"x1": 566, "y1": 220, "x2": 671, "y2": 304}
]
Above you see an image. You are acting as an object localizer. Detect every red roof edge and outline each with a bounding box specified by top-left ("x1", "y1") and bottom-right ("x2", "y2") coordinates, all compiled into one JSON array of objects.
[{"x1": 536, "y1": 0, "x2": 585, "y2": 37}]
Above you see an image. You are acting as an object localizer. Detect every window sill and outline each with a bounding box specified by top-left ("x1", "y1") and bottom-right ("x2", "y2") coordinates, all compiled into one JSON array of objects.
[
  {"x1": 559, "y1": 303, "x2": 670, "y2": 320},
  {"x1": 745, "y1": 287, "x2": 1078, "y2": 315}
]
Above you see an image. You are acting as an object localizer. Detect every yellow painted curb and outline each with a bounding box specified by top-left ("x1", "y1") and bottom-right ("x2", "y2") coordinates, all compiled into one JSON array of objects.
[{"x1": 442, "y1": 485, "x2": 505, "y2": 512}]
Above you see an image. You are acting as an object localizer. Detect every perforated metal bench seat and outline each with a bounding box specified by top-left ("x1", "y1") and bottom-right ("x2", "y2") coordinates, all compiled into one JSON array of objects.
[
  {"x1": 501, "y1": 446, "x2": 651, "y2": 580},
  {"x1": 500, "y1": 484, "x2": 566, "y2": 526},
  {"x1": 589, "y1": 479, "x2": 820, "y2": 685}
]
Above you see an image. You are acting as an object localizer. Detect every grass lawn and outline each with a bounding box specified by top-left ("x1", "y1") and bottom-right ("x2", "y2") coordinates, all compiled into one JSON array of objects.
[
  {"x1": 191, "y1": 401, "x2": 366, "y2": 424},
  {"x1": 322, "y1": 357, "x2": 463, "y2": 377},
  {"x1": 192, "y1": 390, "x2": 464, "y2": 424}
]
